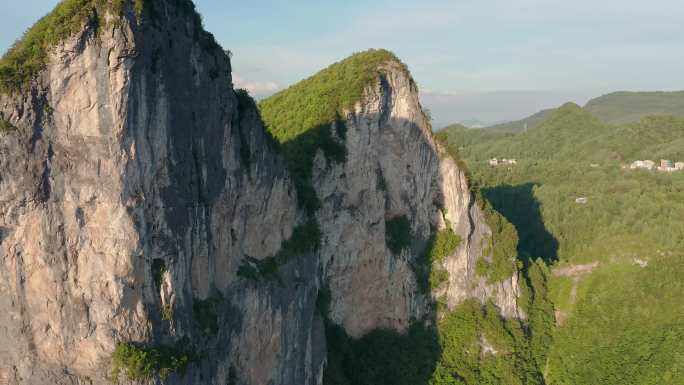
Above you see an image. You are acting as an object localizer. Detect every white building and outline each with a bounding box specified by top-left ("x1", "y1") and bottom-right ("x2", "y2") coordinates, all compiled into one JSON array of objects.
[
  {"x1": 490, "y1": 158, "x2": 516, "y2": 166},
  {"x1": 630, "y1": 160, "x2": 655, "y2": 170},
  {"x1": 575, "y1": 197, "x2": 588, "y2": 204},
  {"x1": 675, "y1": 162, "x2": 684, "y2": 170}
]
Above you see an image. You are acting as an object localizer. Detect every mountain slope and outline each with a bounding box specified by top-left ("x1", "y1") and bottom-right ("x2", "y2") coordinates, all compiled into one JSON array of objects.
[
  {"x1": 485, "y1": 108, "x2": 557, "y2": 134},
  {"x1": 585, "y1": 90, "x2": 684, "y2": 124},
  {"x1": 258, "y1": 49, "x2": 557, "y2": 385},
  {"x1": 440, "y1": 102, "x2": 684, "y2": 385},
  {"x1": 447, "y1": 90, "x2": 684, "y2": 144}
]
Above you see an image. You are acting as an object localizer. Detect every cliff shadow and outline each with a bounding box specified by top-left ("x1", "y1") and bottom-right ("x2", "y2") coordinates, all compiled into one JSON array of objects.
[
  {"x1": 291, "y1": 115, "x2": 443, "y2": 385},
  {"x1": 482, "y1": 183, "x2": 559, "y2": 263}
]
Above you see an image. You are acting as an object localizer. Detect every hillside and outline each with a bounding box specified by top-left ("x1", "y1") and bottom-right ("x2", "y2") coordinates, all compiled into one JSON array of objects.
[
  {"x1": 259, "y1": 49, "x2": 552, "y2": 385},
  {"x1": 585, "y1": 90, "x2": 684, "y2": 124},
  {"x1": 485, "y1": 108, "x2": 556, "y2": 134},
  {"x1": 440, "y1": 104, "x2": 684, "y2": 384},
  {"x1": 452, "y1": 90, "x2": 684, "y2": 143}
]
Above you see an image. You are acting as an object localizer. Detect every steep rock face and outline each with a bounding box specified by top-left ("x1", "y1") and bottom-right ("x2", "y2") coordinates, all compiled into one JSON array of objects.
[
  {"x1": 437, "y1": 156, "x2": 523, "y2": 318},
  {"x1": 0, "y1": 3, "x2": 523, "y2": 385},
  {"x1": 314, "y1": 62, "x2": 435, "y2": 337},
  {"x1": 0, "y1": 3, "x2": 323, "y2": 385},
  {"x1": 314, "y1": 61, "x2": 522, "y2": 338}
]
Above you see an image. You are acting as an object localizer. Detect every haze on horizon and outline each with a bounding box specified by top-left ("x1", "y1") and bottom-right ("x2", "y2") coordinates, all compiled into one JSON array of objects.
[{"x1": 2, "y1": 0, "x2": 683, "y2": 127}]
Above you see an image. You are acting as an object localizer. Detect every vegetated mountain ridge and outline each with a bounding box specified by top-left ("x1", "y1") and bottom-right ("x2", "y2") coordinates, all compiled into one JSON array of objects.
[
  {"x1": 259, "y1": 49, "x2": 551, "y2": 385},
  {"x1": 451, "y1": 90, "x2": 684, "y2": 139},
  {"x1": 0, "y1": 2, "x2": 537, "y2": 385},
  {"x1": 481, "y1": 108, "x2": 556, "y2": 134},
  {"x1": 584, "y1": 90, "x2": 684, "y2": 124},
  {"x1": 439, "y1": 99, "x2": 684, "y2": 385}
]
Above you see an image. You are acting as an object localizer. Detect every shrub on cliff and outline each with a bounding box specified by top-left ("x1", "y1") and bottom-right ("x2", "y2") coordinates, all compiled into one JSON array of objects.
[
  {"x1": 385, "y1": 215, "x2": 412, "y2": 254},
  {"x1": 414, "y1": 228, "x2": 462, "y2": 293},
  {"x1": 111, "y1": 340, "x2": 194, "y2": 381}
]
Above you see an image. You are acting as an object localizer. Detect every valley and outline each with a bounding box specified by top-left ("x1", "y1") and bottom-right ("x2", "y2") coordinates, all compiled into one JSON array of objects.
[
  {"x1": 0, "y1": 1, "x2": 682, "y2": 385},
  {"x1": 440, "y1": 100, "x2": 684, "y2": 385}
]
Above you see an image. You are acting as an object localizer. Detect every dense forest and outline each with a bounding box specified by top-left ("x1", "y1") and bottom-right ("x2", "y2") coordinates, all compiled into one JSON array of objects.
[{"x1": 440, "y1": 102, "x2": 684, "y2": 384}]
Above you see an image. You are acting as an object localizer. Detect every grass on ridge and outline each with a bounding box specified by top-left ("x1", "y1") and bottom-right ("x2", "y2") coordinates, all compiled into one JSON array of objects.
[{"x1": 259, "y1": 49, "x2": 411, "y2": 212}]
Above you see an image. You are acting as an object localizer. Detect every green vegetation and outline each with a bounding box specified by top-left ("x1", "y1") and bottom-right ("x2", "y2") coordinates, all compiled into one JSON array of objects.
[
  {"x1": 547, "y1": 256, "x2": 684, "y2": 384},
  {"x1": 585, "y1": 90, "x2": 684, "y2": 124},
  {"x1": 485, "y1": 108, "x2": 557, "y2": 134},
  {"x1": 0, "y1": 0, "x2": 109, "y2": 93},
  {"x1": 440, "y1": 104, "x2": 684, "y2": 263},
  {"x1": 434, "y1": 125, "x2": 518, "y2": 284},
  {"x1": 237, "y1": 220, "x2": 321, "y2": 281},
  {"x1": 385, "y1": 215, "x2": 412, "y2": 254},
  {"x1": 278, "y1": 220, "x2": 322, "y2": 258},
  {"x1": 193, "y1": 294, "x2": 224, "y2": 336},
  {"x1": 259, "y1": 49, "x2": 409, "y2": 212},
  {"x1": 432, "y1": 301, "x2": 538, "y2": 385},
  {"x1": 433, "y1": 130, "x2": 469, "y2": 174},
  {"x1": 160, "y1": 304, "x2": 173, "y2": 321},
  {"x1": 440, "y1": 102, "x2": 684, "y2": 384},
  {"x1": 111, "y1": 340, "x2": 194, "y2": 381},
  {"x1": 237, "y1": 257, "x2": 278, "y2": 281},
  {"x1": 325, "y1": 293, "x2": 552, "y2": 385},
  {"x1": 0, "y1": 0, "x2": 220, "y2": 94},
  {"x1": 324, "y1": 243, "x2": 554, "y2": 385},
  {"x1": 316, "y1": 286, "x2": 332, "y2": 317},
  {"x1": 0, "y1": 118, "x2": 16, "y2": 132},
  {"x1": 324, "y1": 322, "x2": 440, "y2": 385},
  {"x1": 414, "y1": 228, "x2": 461, "y2": 293},
  {"x1": 519, "y1": 260, "x2": 555, "y2": 371},
  {"x1": 476, "y1": 202, "x2": 520, "y2": 283},
  {"x1": 428, "y1": 262, "x2": 552, "y2": 385}
]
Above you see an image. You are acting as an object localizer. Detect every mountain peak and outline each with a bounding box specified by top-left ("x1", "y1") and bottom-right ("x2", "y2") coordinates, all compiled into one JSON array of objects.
[
  {"x1": 259, "y1": 48, "x2": 413, "y2": 144},
  {"x1": 557, "y1": 101, "x2": 582, "y2": 111},
  {"x1": 0, "y1": 0, "x2": 219, "y2": 94}
]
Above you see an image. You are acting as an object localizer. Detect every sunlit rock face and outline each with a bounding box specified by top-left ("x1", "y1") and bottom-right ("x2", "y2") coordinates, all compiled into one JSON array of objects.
[
  {"x1": 0, "y1": 3, "x2": 520, "y2": 385},
  {"x1": 316, "y1": 61, "x2": 522, "y2": 340},
  {"x1": 0, "y1": 3, "x2": 321, "y2": 384}
]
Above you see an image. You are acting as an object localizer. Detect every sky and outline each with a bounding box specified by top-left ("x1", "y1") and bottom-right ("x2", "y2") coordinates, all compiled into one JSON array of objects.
[{"x1": 2, "y1": 0, "x2": 684, "y2": 127}]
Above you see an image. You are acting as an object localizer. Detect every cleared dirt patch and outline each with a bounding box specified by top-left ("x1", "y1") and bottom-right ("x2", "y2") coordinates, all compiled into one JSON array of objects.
[{"x1": 552, "y1": 261, "x2": 599, "y2": 325}]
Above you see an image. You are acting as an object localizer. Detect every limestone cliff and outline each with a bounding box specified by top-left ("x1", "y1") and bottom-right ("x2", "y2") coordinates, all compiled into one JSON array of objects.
[
  {"x1": 312, "y1": 60, "x2": 523, "y2": 339},
  {"x1": 0, "y1": 1, "x2": 522, "y2": 385},
  {"x1": 0, "y1": 2, "x2": 321, "y2": 384}
]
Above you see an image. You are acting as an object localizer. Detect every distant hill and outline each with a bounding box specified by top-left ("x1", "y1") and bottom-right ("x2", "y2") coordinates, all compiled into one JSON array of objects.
[
  {"x1": 462, "y1": 90, "x2": 684, "y2": 136},
  {"x1": 483, "y1": 108, "x2": 556, "y2": 133},
  {"x1": 584, "y1": 91, "x2": 684, "y2": 124}
]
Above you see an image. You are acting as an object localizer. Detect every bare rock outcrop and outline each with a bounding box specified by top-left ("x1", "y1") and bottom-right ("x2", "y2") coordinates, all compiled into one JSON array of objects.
[
  {"x1": 0, "y1": 2, "x2": 322, "y2": 384},
  {"x1": 0, "y1": 2, "x2": 522, "y2": 385},
  {"x1": 315, "y1": 60, "x2": 522, "y2": 338}
]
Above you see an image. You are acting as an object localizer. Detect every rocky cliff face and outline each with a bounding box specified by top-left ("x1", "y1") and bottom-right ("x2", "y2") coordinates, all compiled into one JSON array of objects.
[
  {"x1": 437, "y1": 155, "x2": 523, "y2": 319},
  {"x1": 0, "y1": 2, "x2": 322, "y2": 385},
  {"x1": 315, "y1": 61, "x2": 522, "y2": 339},
  {"x1": 0, "y1": 2, "x2": 521, "y2": 385}
]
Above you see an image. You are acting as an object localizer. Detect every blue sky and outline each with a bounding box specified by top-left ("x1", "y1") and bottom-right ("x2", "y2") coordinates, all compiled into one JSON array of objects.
[{"x1": 2, "y1": 0, "x2": 684, "y2": 126}]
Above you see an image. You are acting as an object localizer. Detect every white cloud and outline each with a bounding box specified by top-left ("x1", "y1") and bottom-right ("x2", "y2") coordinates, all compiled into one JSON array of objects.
[{"x1": 232, "y1": 74, "x2": 280, "y2": 98}]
